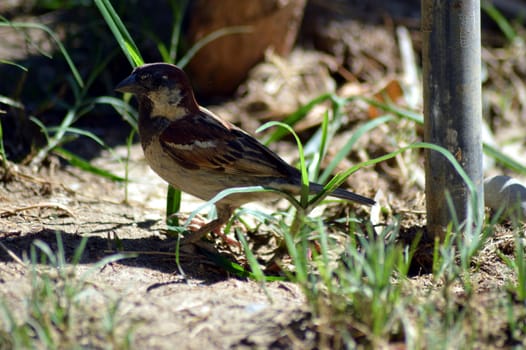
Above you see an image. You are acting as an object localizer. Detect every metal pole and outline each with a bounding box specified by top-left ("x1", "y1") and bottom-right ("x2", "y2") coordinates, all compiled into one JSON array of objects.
[{"x1": 421, "y1": 0, "x2": 484, "y2": 238}]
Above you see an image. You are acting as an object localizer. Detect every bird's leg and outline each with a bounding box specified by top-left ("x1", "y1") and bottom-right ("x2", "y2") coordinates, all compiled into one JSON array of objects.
[{"x1": 181, "y1": 205, "x2": 235, "y2": 244}]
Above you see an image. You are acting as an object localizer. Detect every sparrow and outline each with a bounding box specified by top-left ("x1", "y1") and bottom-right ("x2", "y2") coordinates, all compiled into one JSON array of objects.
[{"x1": 115, "y1": 63, "x2": 375, "y2": 243}]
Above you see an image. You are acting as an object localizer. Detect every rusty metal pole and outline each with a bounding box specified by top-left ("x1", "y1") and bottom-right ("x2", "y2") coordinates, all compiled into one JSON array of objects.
[{"x1": 422, "y1": 0, "x2": 484, "y2": 238}]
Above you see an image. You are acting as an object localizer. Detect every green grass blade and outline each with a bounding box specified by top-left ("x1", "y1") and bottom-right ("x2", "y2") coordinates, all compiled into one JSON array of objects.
[
  {"x1": 80, "y1": 252, "x2": 137, "y2": 281},
  {"x1": 0, "y1": 19, "x2": 84, "y2": 88},
  {"x1": 54, "y1": 232, "x2": 66, "y2": 267},
  {"x1": 177, "y1": 26, "x2": 252, "y2": 68},
  {"x1": 263, "y1": 93, "x2": 333, "y2": 145},
  {"x1": 483, "y1": 143, "x2": 526, "y2": 175},
  {"x1": 257, "y1": 121, "x2": 309, "y2": 208},
  {"x1": 0, "y1": 59, "x2": 28, "y2": 71},
  {"x1": 0, "y1": 114, "x2": 8, "y2": 169},
  {"x1": 360, "y1": 97, "x2": 525, "y2": 175},
  {"x1": 482, "y1": 1, "x2": 517, "y2": 42},
  {"x1": 123, "y1": 129, "x2": 136, "y2": 203},
  {"x1": 30, "y1": 96, "x2": 83, "y2": 167},
  {"x1": 53, "y1": 147, "x2": 126, "y2": 182},
  {"x1": 0, "y1": 95, "x2": 25, "y2": 110},
  {"x1": 47, "y1": 124, "x2": 133, "y2": 172},
  {"x1": 46, "y1": 126, "x2": 105, "y2": 147},
  {"x1": 359, "y1": 97, "x2": 424, "y2": 124},
  {"x1": 157, "y1": 43, "x2": 171, "y2": 64},
  {"x1": 29, "y1": 116, "x2": 51, "y2": 143},
  {"x1": 166, "y1": 185, "x2": 181, "y2": 225},
  {"x1": 124, "y1": 42, "x2": 144, "y2": 67},
  {"x1": 236, "y1": 229, "x2": 267, "y2": 283},
  {"x1": 183, "y1": 185, "x2": 300, "y2": 229},
  {"x1": 198, "y1": 249, "x2": 284, "y2": 281},
  {"x1": 71, "y1": 236, "x2": 89, "y2": 265},
  {"x1": 318, "y1": 115, "x2": 394, "y2": 184},
  {"x1": 94, "y1": 0, "x2": 143, "y2": 67},
  {"x1": 93, "y1": 96, "x2": 138, "y2": 130},
  {"x1": 514, "y1": 234, "x2": 525, "y2": 300},
  {"x1": 306, "y1": 110, "x2": 329, "y2": 182},
  {"x1": 32, "y1": 240, "x2": 57, "y2": 266},
  {"x1": 310, "y1": 142, "x2": 479, "y2": 213},
  {"x1": 167, "y1": 0, "x2": 188, "y2": 63}
]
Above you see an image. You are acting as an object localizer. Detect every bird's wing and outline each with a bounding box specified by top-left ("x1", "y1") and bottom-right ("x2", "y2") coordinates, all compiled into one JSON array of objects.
[{"x1": 159, "y1": 109, "x2": 297, "y2": 178}]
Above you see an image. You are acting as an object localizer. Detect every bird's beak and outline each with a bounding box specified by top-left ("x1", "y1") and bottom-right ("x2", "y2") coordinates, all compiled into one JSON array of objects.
[{"x1": 115, "y1": 73, "x2": 140, "y2": 93}]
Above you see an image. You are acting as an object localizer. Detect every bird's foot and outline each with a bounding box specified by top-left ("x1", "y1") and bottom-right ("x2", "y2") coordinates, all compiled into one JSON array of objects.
[{"x1": 169, "y1": 214, "x2": 240, "y2": 247}]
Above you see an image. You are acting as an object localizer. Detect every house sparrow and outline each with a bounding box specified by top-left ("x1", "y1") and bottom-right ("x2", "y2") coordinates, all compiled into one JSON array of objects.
[{"x1": 115, "y1": 63, "x2": 375, "y2": 243}]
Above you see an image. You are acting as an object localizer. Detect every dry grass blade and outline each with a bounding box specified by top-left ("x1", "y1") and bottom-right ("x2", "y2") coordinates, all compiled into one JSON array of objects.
[{"x1": 0, "y1": 202, "x2": 76, "y2": 218}]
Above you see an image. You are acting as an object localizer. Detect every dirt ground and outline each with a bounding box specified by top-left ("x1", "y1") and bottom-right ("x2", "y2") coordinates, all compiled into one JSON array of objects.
[
  {"x1": 1, "y1": 1, "x2": 526, "y2": 348},
  {"x1": 0, "y1": 149, "x2": 313, "y2": 349},
  {"x1": 0, "y1": 149, "x2": 524, "y2": 348}
]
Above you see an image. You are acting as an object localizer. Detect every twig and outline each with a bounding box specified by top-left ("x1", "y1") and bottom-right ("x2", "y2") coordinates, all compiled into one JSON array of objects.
[
  {"x1": 0, "y1": 202, "x2": 76, "y2": 218},
  {"x1": 0, "y1": 241, "x2": 27, "y2": 268}
]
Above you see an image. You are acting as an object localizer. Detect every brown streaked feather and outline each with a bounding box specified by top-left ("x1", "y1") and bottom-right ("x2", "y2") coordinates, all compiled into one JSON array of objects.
[{"x1": 159, "y1": 109, "x2": 298, "y2": 178}]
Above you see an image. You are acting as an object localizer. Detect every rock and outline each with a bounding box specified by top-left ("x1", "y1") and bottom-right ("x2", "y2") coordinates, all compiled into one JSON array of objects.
[{"x1": 484, "y1": 175, "x2": 526, "y2": 220}]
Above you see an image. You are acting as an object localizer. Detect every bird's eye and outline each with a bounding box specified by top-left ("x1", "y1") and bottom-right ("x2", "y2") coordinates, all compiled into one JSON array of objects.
[
  {"x1": 161, "y1": 75, "x2": 168, "y2": 80},
  {"x1": 138, "y1": 73, "x2": 150, "y2": 81}
]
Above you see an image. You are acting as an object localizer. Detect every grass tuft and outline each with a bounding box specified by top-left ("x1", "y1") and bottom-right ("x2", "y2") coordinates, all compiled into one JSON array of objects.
[{"x1": 0, "y1": 233, "x2": 137, "y2": 349}]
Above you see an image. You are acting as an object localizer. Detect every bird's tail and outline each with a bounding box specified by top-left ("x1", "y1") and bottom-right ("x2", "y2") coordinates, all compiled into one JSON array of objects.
[{"x1": 309, "y1": 183, "x2": 375, "y2": 206}]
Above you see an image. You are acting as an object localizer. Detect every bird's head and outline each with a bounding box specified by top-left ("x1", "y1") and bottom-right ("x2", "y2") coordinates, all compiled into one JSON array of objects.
[{"x1": 115, "y1": 63, "x2": 199, "y2": 120}]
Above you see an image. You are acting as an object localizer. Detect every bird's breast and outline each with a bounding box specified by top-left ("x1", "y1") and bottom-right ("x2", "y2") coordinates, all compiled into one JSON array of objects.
[{"x1": 141, "y1": 136, "x2": 222, "y2": 201}]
